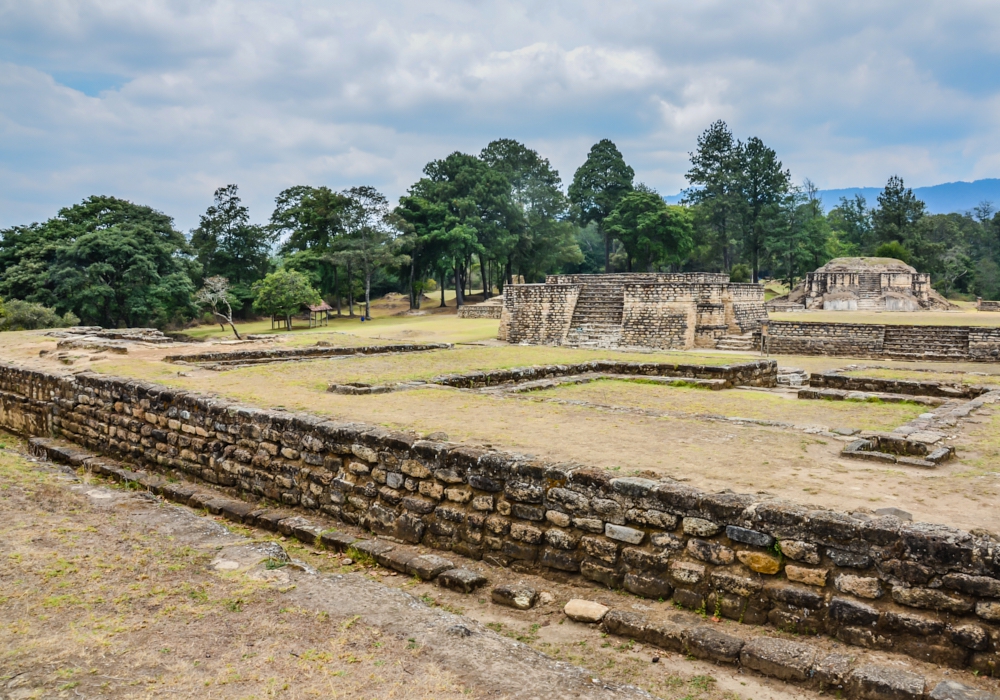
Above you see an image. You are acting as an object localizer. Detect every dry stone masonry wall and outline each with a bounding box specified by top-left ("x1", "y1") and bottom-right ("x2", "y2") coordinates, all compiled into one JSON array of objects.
[
  {"x1": 0, "y1": 362, "x2": 999, "y2": 674},
  {"x1": 759, "y1": 321, "x2": 1000, "y2": 362}
]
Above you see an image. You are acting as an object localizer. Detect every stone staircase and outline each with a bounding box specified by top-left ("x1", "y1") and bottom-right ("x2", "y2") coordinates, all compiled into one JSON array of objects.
[
  {"x1": 563, "y1": 282, "x2": 624, "y2": 347},
  {"x1": 856, "y1": 272, "x2": 883, "y2": 310},
  {"x1": 882, "y1": 325, "x2": 970, "y2": 360},
  {"x1": 715, "y1": 332, "x2": 755, "y2": 351}
]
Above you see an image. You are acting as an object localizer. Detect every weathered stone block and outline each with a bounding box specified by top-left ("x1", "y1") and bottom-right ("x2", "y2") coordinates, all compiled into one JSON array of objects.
[
  {"x1": 826, "y1": 547, "x2": 871, "y2": 568},
  {"x1": 683, "y1": 517, "x2": 721, "y2": 537},
  {"x1": 848, "y1": 664, "x2": 925, "y2": 700},
  {"x1": 726, "y1": 525, "x2": 775, "y2": 548},
  {"x1": 892, "y1": 587, "x2": 974, "y2": 613},
  {"x1": 829, "y1": 596, "x2": 879, "y2": 627},
  {"x1": 929, "y1": 680, "x2": 1000, "y2": 700},
  {"x1": 740, "y1": 637, "x2": 816, "y2": 681},
  {"x1": 737, "y1": 550, "x2": 781, "y2": 574},
  {"x1": 580, "y1": 559, "x2": 622, "y2": 588},
  {"x1": 976, "y1": 601, "x2": 1000, "y2": 621},
  {"x1": 564, "y1": 599, "x2": 608, "y2": 623},
  {"x1": 763, "y1": 581, "x2": 824, "y2": 609},
  {"x1": 711, "y1": 570, "x2": 763, "y2": 597},
  {"x1": 581, "y1": 535, "x2": 618, "y2": 564},
  {"x1": 786, "y1": 565, "x2": 828, "y2": 587},
  {"x1": 686, "y1": 539, "x2": 734, "y2": 565},
  {"x1": 623, "y1": 572, "x2": 673, "y2": 600},
  {"x1": 605, "y1": 523, "x2": 644, "y2": 544},
  {"x1": 836, "y1": 574, "x2": 882, "y2": 599},
  {"x1": 602, "y1": 609, "x2": 685, "y2": 652},
  {"x1": 406, "y1": 554, "x2": 455, "y2": 580},
  {"x1": 492, "y1": 584, "x2": 537, "y2": 610},
  {"x1": 670, "y1": 560, "x2": 705, "y2": 585},
  {"x1": 683, "y1": 626, "x2": 744, "y2": 664},
  {"x1": 437, "y1": 568, "x2": 488, "y2": 593}
]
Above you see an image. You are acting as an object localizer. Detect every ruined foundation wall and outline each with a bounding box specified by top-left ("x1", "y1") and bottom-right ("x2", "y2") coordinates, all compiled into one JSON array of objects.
[
  {"x1": 0, "y1": 362, "x2": 999, "y2": 672},
  {"x1": 500, "y1": 284, "x2": 579, "y2": 345}
]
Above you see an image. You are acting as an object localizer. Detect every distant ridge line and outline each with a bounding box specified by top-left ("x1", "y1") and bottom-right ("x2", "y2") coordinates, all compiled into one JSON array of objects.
[{"x1": 664, "y1": 178, "x2": 1000, "y2": 214}]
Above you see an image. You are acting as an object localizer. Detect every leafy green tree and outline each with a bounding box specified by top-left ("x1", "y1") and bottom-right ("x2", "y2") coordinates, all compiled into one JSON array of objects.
[
  {"x1": 827, "y1": 194, "x2": 874, "y2": 255},
  {"x1": 765, "y1": 181, "x2": 834, "y2": 287},
  {"x1": 568, "y1": 139, "x2": 635, "y2": 272},
  {"x1": 605, "y1": 189, "x2": 693, "y2": 271},
  {"x1": 271, "y1": 185, "x2": 352, "y2": 312},
  {"x1": 0, "y1": 299, "x2": 78, "y2": 331},
  {"x1": 684, "y1": 121, "x2": 742, "y2": 271},
  {"x1": 0, "y1": 196, "x2": 196, "y2": 328},
  {"x1": 251, "y1": 269, "x2": 320, "y2": 330},
  {"x1": 190, "y1": 185, "x2": 275, "y2": 313},
  {"x1": 339, "y1": 186, "x2": 409, "y2": 318},
  {"x1": 480, "y1": 139, "x2": 580, "y2": 287},
  {"x1": 873, "y1": 240, "x2": 911, "y2": 263}
]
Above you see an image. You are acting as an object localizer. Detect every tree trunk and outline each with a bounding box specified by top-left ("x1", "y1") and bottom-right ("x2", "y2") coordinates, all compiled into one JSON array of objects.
[
  {"x1": 440, "y1": 272, "x2": 446, "y2": 307},
  {"x1": 603, "y1": 225, "x2": 611, "y2": 273},
  {"x1": 479, "y1": 253, "x2": 489, "y2": 298},
  {"x1": 364, "y1": 269, "x2": 371, "y2": 319},
  {"x1": 409, "y1": 256, "x2": 418, "y2": 309},
  {"x1": 334, "y1": 266, "x2": 341, "y2": 316},
  {"x1": 505, "y1": 258, "x2": 513, "y2": 287},
  {"x1": 347, "y1": 261, "x2": 354, "y2": 316},
  {"x1": 454, "y1": 264, "x2": 463, "y2": 307}
]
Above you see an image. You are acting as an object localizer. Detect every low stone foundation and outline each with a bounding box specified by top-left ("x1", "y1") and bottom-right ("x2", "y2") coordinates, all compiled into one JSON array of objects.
[
  {"x1": 0, "y1": 362, "x2": 998, "y2": 673},
  {"x1": 165, "y1": 343, "x2": 451, "y2": 368},
  {"x1": 810, "y1": 372, "x2": 992, "y2": 399}
]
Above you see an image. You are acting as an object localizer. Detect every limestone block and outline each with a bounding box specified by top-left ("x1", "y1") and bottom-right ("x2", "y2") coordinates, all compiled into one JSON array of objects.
[
  {"x1": 605, "y1": 523, "x2": 644, "y2": 544},
  {"x1": 437, "y1": 568, "x2": 488, "y2": 594},
  {"x1": 683, "y1": 517, "x2": 721, "y2": 537},
  {"x1": 545, "y1": 510, "x2": 570, "y2": 527},
  {"x1": 683, "y1": 626, "x2": 744, "y2": 664},
  {"x1": 848, "y1": 664, "x2": 925, "y2": 700},
  {"x1": 491, "y1": 584, "x2": 537, "y2": 610},
  {"x1": 737, "y1": 550, "x2": 781, "y2": 574},
  {"x1": 786, "y1": 565, "x2": 828, "y2": 587},
  {"x1": 929, "y1": 680, "x2": 1000, "y2": 700},
  {"x1": 686, "y1": 539, "x2": 734, "y2": 565},
  {"x1": 669, "y1": 560, "x2": 705, "y2": 585},
  {"x1": 780, "y1": 540, "x2": 821, "y2": 564},
  {"x1": 740, "y1": 637, "x2": 817, "y2": 681},
  {"x1": 564, "y1": 599, "x2": 609, "y2": 623},
  {"x1": 836, "y1": 574, "x2": 882, "y2": 599},
  {"x1": 726, "y1": 525, "x2": 775, "y2": 548},
  {"x1": 976, "y1": 601, "x2": 1000, "y2": 621},
  {"x1": 892, "y1": 587, "x2": 974, "y2": 614}
]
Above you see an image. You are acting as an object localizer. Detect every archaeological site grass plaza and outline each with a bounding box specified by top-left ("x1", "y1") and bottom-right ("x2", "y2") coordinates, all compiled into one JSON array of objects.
[{"x1": 3, "y1": 252, "x2": 1000, "y2": 699}]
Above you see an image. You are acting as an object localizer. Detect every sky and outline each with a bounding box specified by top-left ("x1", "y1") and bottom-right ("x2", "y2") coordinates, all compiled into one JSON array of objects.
[{"x1": 2, "y1": 1, "x2": 1000, "y2": 232}]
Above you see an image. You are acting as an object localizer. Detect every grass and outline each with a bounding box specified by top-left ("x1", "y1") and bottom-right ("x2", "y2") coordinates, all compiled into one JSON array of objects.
[{"x1": 532, "y1": 379, "x2": 926, "y2": 431}]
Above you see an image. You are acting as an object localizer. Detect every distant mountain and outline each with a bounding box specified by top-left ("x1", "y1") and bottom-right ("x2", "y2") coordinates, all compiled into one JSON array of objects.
[{"x1": 664, "y1": 178, "x2": 1000, "y2": 214}]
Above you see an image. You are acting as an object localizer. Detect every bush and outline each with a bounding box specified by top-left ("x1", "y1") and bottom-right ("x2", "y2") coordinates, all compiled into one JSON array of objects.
[
  {"x1": 0, "y1": 299, "x2": 80, "y2": 331},
  {"x1": 729, "y1": 264, "x2": 752, "y2": 283},
  {"x1": 873, "y1": 241, "x2": 911, "y2": 264}
]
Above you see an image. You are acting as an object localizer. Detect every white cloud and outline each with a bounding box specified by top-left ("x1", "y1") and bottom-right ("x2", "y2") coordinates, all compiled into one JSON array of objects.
[{"x1": 1, "y1": 0, "x2": 999, "y2": 230}]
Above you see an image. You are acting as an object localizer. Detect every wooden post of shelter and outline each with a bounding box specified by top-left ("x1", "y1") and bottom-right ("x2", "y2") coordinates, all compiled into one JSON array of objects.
[{"x1": 308, "y1": 302, "x2": 333, "y2": 328}]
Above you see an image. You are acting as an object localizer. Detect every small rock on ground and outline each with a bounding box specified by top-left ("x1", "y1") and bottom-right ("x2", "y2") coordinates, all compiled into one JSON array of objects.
[
  {"x1": 564, "y1": 599, "x2": 609, "y2": 623},
  {"x1": 491, "y1": 584, "x2": 537, "y2": 610}
]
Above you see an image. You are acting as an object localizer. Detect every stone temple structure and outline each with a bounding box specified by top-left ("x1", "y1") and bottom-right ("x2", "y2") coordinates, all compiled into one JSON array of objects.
[
  {"x1": 498, "y1": 273, "x2": 767, "y2": 350},
  {"x1": 768, "y1": 257, "x2": 951, "y2": 312}
]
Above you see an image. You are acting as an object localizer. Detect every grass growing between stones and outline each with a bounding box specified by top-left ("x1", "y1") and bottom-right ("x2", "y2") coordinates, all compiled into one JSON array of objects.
[
  {"x1": 0, "y1": 434, "x2": 471, "y2": 699},
  {"x1": 530, "y1": 380, "x2": 926, "y2": 431}
]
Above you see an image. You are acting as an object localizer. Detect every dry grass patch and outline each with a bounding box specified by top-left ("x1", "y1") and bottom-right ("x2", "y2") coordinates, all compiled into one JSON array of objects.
[{"x1": 0, "y1": 435, "x2": 471, "y2": 699}]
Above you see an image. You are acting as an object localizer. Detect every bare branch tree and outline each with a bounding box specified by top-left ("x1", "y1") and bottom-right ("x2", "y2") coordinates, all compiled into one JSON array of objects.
[{"x1": 195, "y1": 276, "x2": 242, "y2": 339}]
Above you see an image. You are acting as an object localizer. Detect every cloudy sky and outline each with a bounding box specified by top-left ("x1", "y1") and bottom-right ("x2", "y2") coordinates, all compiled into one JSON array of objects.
[{"x1": 2, "y1": 1, "x2": 999, "y2": 231}]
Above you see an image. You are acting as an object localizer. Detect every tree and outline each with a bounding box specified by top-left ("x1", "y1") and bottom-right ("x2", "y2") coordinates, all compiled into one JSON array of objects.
[
  {"x1": 480, "y1": 139, "x2": 580, "y2": 287},
  {"x1": 734, "y1": 137, "x2": 791, "y2": 282},
  {"x1": 271, "y1": 185, "x2": 353, "y2": 314},
  {"x1": 873, "y1": 176, "x2": 926, "y2": 245},
  {"x1": 195, "y1": 276, "x2": 242, "y2": 339},
  {"x1": 873, "y1": 240, "x2": 911, "y2": 263},
  {"x1": 0, "y1": 195, "x2": 196, "y2": 328},
  {"x1": 340, "y1": 186, "x2": 409, "y2": 318},
  {"x1": 190, "y1": 185, "x2": 275, "y2": 313},
  {"x1": 827, "y1": 194, "x2": 874, "y2": 255},
  {"x1": 568, "y1": 139, "x2": 635, "y2": 272},
  {"x1": 684, "y1": 121, "x2": 741, "y2": 271},
  {"x1": 605, "y1": 189, "x2": 693, "y2": 271},
  {"x1": 251, "y1": 269, "x2": 320, "y2": 330}
]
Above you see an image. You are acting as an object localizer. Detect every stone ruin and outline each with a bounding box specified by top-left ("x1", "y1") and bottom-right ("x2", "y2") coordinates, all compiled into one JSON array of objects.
[
  {"x1": 768, "y1": 257, "x2": 953, "y2": 312},
  {"x1": 498, "y1": 273, "x2": 767, "y2": 350}
]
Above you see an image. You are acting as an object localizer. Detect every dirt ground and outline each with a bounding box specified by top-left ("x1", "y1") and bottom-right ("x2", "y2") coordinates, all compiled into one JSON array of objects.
[{"x1": 2, "y1": 313, "x2": 1000, "y2": 532}]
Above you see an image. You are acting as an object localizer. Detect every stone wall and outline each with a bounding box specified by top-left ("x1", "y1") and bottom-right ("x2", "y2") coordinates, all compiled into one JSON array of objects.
[
  {"x1": 457, "y1": 303, "x2": 504, "y2": 319},
  {"x1": 500, "y1": 284, "x2": 580, "y2": 345},
  {"x1": 548, "y1": 272, "x2": 730, "y2": 285},
  {"x1": 1, "y1": 362, "x2": 998, "y2": 673},
  {"x1": 978, "y1": 300, "x2": 1000, "y2": 313},
  {"x1": 810, "y1": 373, "x2": 991, "y2": 399},
  {"x1": 620, "y1": 284, "x2": 696, "y2": 349},
  {"x1": 759, "y1": 321, "x2": 1000, "y2": 361}
]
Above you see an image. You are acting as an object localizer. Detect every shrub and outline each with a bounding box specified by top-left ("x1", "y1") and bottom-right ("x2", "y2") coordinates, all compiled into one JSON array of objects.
[
  {"x1": 873, "y1": 241, "x2": 911, "y2": 264},
  {"x1": 729, "y1": 263, "x2": 752, "y2": 283},
  {"x1": 0, "y1": 299, "x2": 80, "y2": 331}
]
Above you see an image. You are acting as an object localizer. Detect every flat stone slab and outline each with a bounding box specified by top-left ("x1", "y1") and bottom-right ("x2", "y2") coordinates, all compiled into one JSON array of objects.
[
  {"x1": 849, "y1": 664, "x2": 926, "y2": 700},
  {"x1": 564, "y1": 599, "x2": 609, "y2": 623},
  {"x1": 437, "y1": 568, "x2": 488, "y2": 593},
  {"x1": 930, "y1": 680, "x2": 1000, "y2": 700},
  {"x1": 740, "y1": 637, "x2": 817, "y2": 682},
  {"x1": 406, "y1": 553, "x2": 455, "y2": 580},
  {"x1": 601, "y1": 610, "x2": 685, "y2": 652},
  {"x1": 908, "y1": 430, "x2": 945, "y2": 444},
  {"x1": 682, "y1": 626, "x2": 744, "y2": 664}
]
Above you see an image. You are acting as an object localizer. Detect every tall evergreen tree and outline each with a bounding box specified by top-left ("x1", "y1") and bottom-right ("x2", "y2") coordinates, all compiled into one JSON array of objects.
[
  {"x1": 684, "y1": 121, "x2": 741, "y2": 271},
  {"x1": 568, "y1": 139, "x2": 635, "y2": 272}
]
